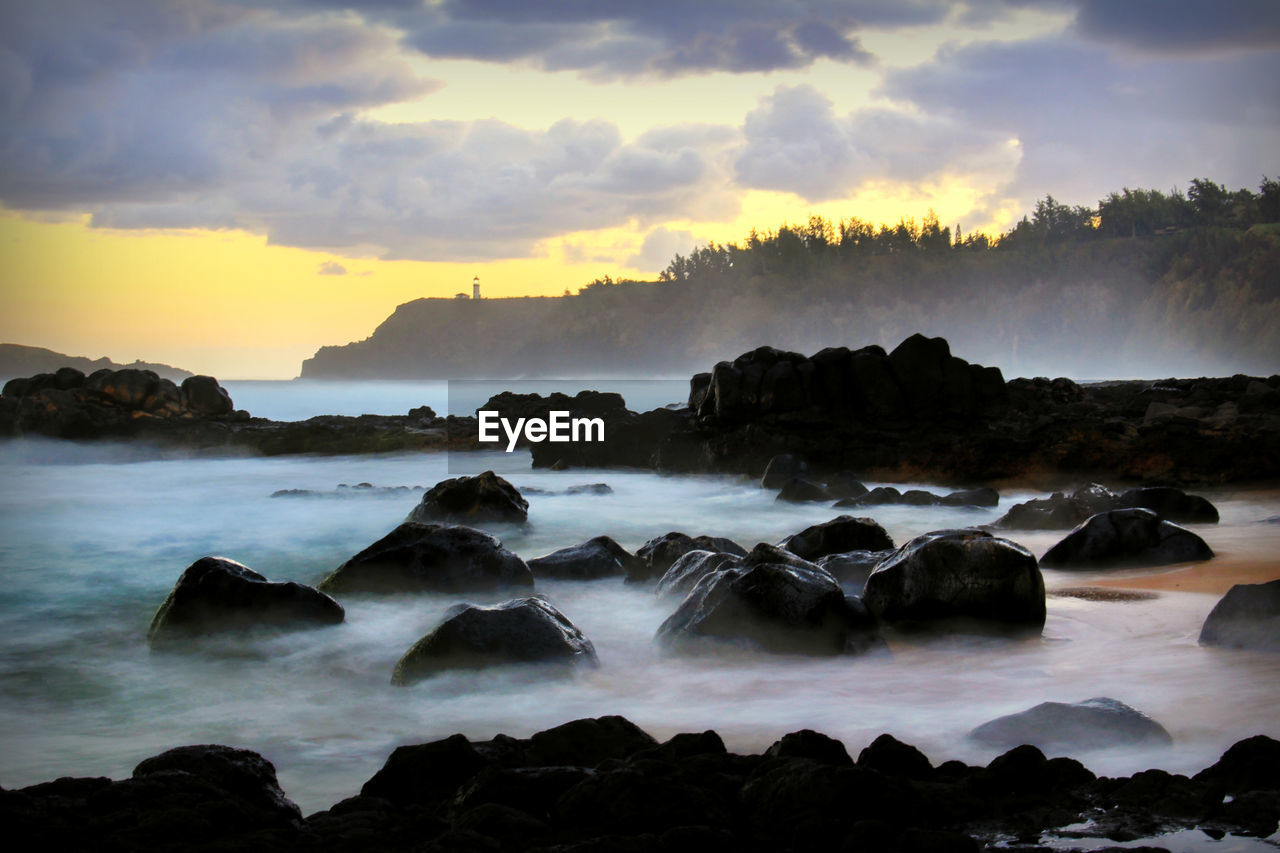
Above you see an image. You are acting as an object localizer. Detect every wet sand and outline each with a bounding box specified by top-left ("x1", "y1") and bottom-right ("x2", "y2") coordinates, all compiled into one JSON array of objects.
[{"x1": 1093, "y1": 558, "x2": 1280, "y2": 595}]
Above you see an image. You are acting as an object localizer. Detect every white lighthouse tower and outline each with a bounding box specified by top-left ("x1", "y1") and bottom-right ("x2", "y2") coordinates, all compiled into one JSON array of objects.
[{"x1": 472, "y1": 275, "x2": 481, "y2": 300}]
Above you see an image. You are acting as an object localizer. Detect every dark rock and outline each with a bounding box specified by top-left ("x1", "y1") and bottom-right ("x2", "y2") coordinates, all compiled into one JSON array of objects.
[
  {"x1": 939, "y1": 487, "x2": 1000, "y2": 507},
  {"x1": 775, "y1": 476, "x2": 831, "y2": 503},
  {"x1": 630, "y1": 531, "x2": 747, "y2": 583},
  {"x1": 564, "y1": 482, "x2": 613, "y2": 495},
  {"x1": 527, "y1": 535, "x2": 633, "y2": 580},
  {"x1": 856, "y1": 733, "x2": 933, "y2": 779},
  {"x1": 147, "y1": 556, "x2": 343, "y2": 643},
  {"x1": 1117, "y1": 487, "x2": 1220, "y2": 523},
  {"x1": 361, "y1": 733, "x2": 490, "y2": 806},
  {"x1": 777, "y1": 515, "x2": 894, "y2": 562},
  {"x1": 836, "y1": 486, "x2": 903, "y2": 507},
  {"x1": 525, "y1": 716, "x2": 659, "y2": 766},
  {"x1": 453, "y1": 765, "x2": 591, "y2": 820},
  {"x1": 179, "y1": 375, "x2": 234, "y2": 416},
  {"x1": 554, "y1": 767, "x2": 730, "y2": 836},
  {"x1": 53, "y1": 366, "x2": 86, "y2": 390},
  {"x1": 969, "y1": 697, "x2": 1173, "y2": 751},
  {"x1": 760, "y1": 453, "x2": 806, "y2": 489},
  {"x1": 825, "y1": 471, "x2": 869, "y2": 499},
  {"x1": 1198, "y1": 579, "x2": 1280, "y2": 652},
  {"x1": 636, "y1": 730, "x2": 727, "y2": 762},
  {"x1": 901, "y1": 489, "x2": 941, "y2": 506},
  {"x1": 1192, "y1": 735, "x2": 1280, "y2": 793},
  {"x1": 392, "y1": 596, "x2": 597, "y2": 684},
  {"x1": 319, "y1": 522, "x2": 533, "y2": 594},
  {"x1": 90, "y1": 367, "x2": 158, "y2": 408},
  {"x1": 863, "y1": 529, "x2": 1045, "y2": 628},
  {"x1": 655, "y1": 549, "x2": 743, "y2": 598},
  {"x1": 1039, "y1": 508, "x2": 1214, "y2": 568},
  {"x1": 409, "y1": 470, "x2": 529, "y2": 524},
  {"x1": 656, "y1": 561, "x2": 880, "y2": 655},
  {"x1": 764, "y1": 730, "x2": 853, "y2": 766},
  {"x1": 132, "y1": 744, "x2": 301, "y2": 823},
  {"x1": 994, "y1": 484, "x2": 1119, "y2": 530},
  {"x1": 816, "y1": 550, "x2": 886, "y2": 587}
]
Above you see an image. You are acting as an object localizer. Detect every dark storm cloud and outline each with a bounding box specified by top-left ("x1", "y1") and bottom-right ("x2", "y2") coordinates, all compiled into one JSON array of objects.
[{"x1": 881, "y1": 35, "x2": 1280, "y2": 204}]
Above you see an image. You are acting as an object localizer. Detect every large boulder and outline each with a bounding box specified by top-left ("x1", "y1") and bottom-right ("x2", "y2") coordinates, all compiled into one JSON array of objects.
[
  {"x1": 1198, "y1": 579, "x2": 1280, "y2": 652},
  {"x1": 816, "y1": 550, "x2": 887, "y2": 588},
  {"x1": 1117, "y1": 487, "x2": 1219, "y2": 524},
  {"x1": 863, "y1": 529, "x2": 1045, "y2": 628},
  {"x1": 629, "y1": 531, "x2": 747, "y2": 583},
  {"x1": 180, "y1": 375, "x2": 234, "y2": 416},
  {"x1": 778, "y1": 515, "x2": 895, "y2": 562},
  {"x1": 392, "y1": 596, "x2": 597, "y2": 684},
  {"x1": 132, "y1": 744, "x2": 302, "y2": 825},
  {"x1": 656, "y1": 562, "x2": 880, "y2": 655},
  {"x1": 656, "y1": 542, "x2": 829, "y2": 598},
  {"x1": 760, "y1": 453, "x2": 806, "y2": 489},
  {"x1": 318, "y1": 522, "x2": 533, "y2": 594},
  {"x1": 147, "y1": 556, "x2": 343, "y2": 644},
  {"x1": 526, "y1": 535, "x2": 634, "y2": 580},
  {"x1": 969, "y1": 697, "x2": 1173, "y2": 751},
  {"x1": 408, "y1": 471, "x2": 529, "y2": 524},
  {"x1": 1039, "y1": 508, "x2": 1214, "y2": 569},
  {"x1": 88, "y1": 367, "x2": 158, "y2": 408},
  {"x1": 993, "y1": 483, "x2": 1119, "y2": 530}
]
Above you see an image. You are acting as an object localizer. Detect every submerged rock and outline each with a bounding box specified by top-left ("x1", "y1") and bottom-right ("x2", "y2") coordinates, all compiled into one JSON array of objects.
[
  {"x1": 816, "y1": 550, "x2": 887, "y2": 587},
  {"x1": 777, "y1": 515, "x2": 895, "y2": 562},
  {"x1": 993, "y1": 483, "x2": 1119, "y2": 530},
  {"x1": 761, "y1": 453, "x2": 807, "y2": 489},
  {"x1": 147, "y1": 556, "x2": 343, "y2": 644},
  {"x1": 1039, "y1": 508, "x2": 1214, "y2": 569},
  {"x1": 863, "y1": 529, "x2": 1045, "y2": 628},
  {"x1": 1198, "y1": 579, "x2": 1280, "y2": 652},
  {"x1": 656, "y1": 562, "x2": 880, "y2": 655},
  {"x1": 1117, "y1": 487, "x2": 1219, "y2": 524},
  {"x1": 392, "y1": 596, "x2": 597, "y2": 684},
  {"x1": 656, "y1": 549, "x2": 744, "y2": 598},
  {"x1": 939, "y1": 487, "x2": 1000, "y2": 507},
  {"x1": 969, "y1": 697, "x2": 1173, "y2": 751},
  {"x1": 319, "y1": 522, "x2": 533, "y2": 594},
  {"x1": 526, "y1": 535, "x2": 634, "y2": 580},
  {"x1": 408, "y1": 470, "x2": 529, "y2": 524},
  {"x1": 775, "y1": 476, "x2": 831, "y2": 503}
]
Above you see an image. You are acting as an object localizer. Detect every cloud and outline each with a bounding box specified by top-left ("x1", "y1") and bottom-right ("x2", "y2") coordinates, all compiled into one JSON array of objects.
[
  {"x1": 318, "y1": 261, "x2": 347, "y2": 275},
  {"x1": 734, "y1": 84, "x2": 1018, "y2": 202},
  {"x1": 1071, "y1": 0, "x2": 1280, "y2": 55},
  {"x1": 350, "y1": 0, "x2": 942, "y2": 77},
  {"x1": 880, "y1": 35, "x2": 1280, "y2": 206},
  {"x1": 626, "y1": 226, "x2": 697, "y2": 272}
]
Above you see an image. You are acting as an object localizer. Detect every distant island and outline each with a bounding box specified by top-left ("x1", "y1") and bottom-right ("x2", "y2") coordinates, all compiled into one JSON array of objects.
[
  {"x1": 0, "y1": 344, "x2": 192, "y2": 383},
  {"x1": 302, "y1": 176, "x2": 1280, "y2": 381}
]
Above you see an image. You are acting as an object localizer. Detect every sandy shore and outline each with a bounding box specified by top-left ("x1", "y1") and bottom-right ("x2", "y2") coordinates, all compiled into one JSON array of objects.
[{"x1": 1092, "y1": 558, "x2": 1280, "y2": 595}]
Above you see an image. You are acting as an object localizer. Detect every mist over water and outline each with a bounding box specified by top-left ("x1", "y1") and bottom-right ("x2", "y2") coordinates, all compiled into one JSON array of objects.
[{"x1": 1, "y1": 435, "x2": 1278, "y2": 816}]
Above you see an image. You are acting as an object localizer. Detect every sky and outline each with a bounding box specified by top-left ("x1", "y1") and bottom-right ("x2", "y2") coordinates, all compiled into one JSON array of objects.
[{"x1": 1, "y1": 1, "x2": 1278, "y2": 378}]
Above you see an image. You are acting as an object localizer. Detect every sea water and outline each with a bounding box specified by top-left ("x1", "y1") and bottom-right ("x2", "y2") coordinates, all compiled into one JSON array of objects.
[{"x1": 0, "y1": 383, "x2": 1278, "y2": 818}]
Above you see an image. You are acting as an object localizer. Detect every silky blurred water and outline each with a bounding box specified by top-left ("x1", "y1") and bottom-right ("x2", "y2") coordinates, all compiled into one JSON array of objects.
[{"x1": 0, "y1": 435, "x2": 1278, "y2": 816}]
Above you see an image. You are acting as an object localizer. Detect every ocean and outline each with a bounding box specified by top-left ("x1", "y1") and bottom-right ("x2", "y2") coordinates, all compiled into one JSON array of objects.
[{"x1": 0, "y1": 380, "x2": 1277, "y2": 824}]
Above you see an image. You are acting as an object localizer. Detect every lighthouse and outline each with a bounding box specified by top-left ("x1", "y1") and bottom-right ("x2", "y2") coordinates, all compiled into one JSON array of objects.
[{"x1": 472, "y1": 275, "x2": 481, "y2": 300}]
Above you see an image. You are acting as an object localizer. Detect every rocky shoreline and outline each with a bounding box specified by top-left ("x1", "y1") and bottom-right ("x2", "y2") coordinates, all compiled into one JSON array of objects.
[
  {"x1": 3, "y1": 717, "x2": 1277, "y2": 853},
  {"x1": 3, "y1": 334, "x2": 1279, "y2": 485}
]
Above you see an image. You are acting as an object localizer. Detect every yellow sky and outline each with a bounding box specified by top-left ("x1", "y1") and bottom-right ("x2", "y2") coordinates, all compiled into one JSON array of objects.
[{"x1": 0, "y1": 7, "x2": 1066, "y2": 379}]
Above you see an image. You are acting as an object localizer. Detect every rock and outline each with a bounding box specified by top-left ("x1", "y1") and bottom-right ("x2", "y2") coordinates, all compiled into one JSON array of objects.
[
  {"x1": 178, "y1": 375, "x2": 234, "y2": 416},
  {"x1": 524, "y1": 716, "x2": 659, "y2": 766},
  {"x1": 392, "y1": 596, "x2": 597, "y2": 684},
  {"x1": 361, "y1": 733, "x2": 490, "y2": 806},
  {"x1": 939, "y1": 487, "x2": 1000, "y2": 507},
  {"x1": 1039, "y1": 508, "x2": 1214, "y2": 568},
  {"x1": 1117, "y1": 487, "x2": 1219, "y2": 523},
  {"x1": 1198, "y1": 579, "x2": 1280, "y2": 652},
  {"x1": 319, "y1": 522, "x2": 533, "y2": 594},
  {"x1": 825, "y1": 471, "x2": 869, "y2": 500},
  {"x1": 89, "y1": 367, "x2": 158, "y2": 408},
  {"x1": 761, "y1": 453, "x2": 806, "y2": 489},
  {"x1": 901, "y1": 489, "x2": 941, "y2": 506},
  {"x1": 527, "y1": 535, "x2": 633, "y2": 580},
  {"x1": 765, "y1": 730, "x2": 853, "y2": 766},
  {"x1": 993, "y1": 483, "x2": 1119, "y2": 529},
  {"x1": 969, "y1": 697, "x2": 1173, "y2": 751},
  {"x1": 1192, "y1": 734, "x2": 1280, "y2": 793},
  {"x1": 132, "y1": 744, "x2": 302, "y2": 824},
  {"x1": 836, "y1": 486, "x2": 903, "y2": 507},
  {"x1": 816, "y1": 550, "x2": 886, "y2": 587},
  {"x1": 54, "y1": 366, "x2": 86, "y2": 390},
  {"x1": 564, "y1": 482, "x2": 613, "y2": 495},
  {"x1": 147, "y1": 556, "x2": 344, "y2": 643},
  {"x1": 777, "y1": 515, "x2": 895, "y2": 562},
  {"x1": 408, "y1": 470, "x2": 529, "y2": 524},
  {"x1": 776, "y1": 476, "x2": 831, "y2": 503},
  {"x1": 863, "y1": 529, "x2": 1045, "y2": 628},
  {"x1": 856, "y1": 734, "x2": 933, "y2": 779},
  {"x1": 655, "y1": 549, "x2": 743, "y2": 598},
  {"x1": 656, "y1": 562, "x2": 880, "y2": 655},
  {"x1": 629, "y1": 531, "x2": 747, "y2": 583}
]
